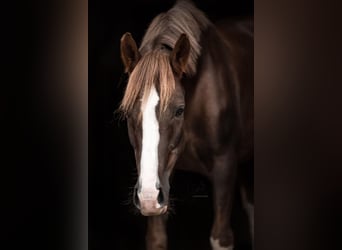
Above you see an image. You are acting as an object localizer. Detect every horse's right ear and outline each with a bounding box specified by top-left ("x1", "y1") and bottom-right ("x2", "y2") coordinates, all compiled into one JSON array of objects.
[{"x1": 120, "y1": 32, "x2": 141, "y2": 73}]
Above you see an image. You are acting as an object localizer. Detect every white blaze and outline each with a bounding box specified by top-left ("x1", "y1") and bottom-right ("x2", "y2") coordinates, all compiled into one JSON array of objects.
[{"x1": 139, "y1": 86, "x2": 160, "y2": 195}]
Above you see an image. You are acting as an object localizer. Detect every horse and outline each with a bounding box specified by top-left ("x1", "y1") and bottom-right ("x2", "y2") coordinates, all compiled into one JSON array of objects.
[{"x1": 118, "y1": 1, "x2": 253, "y2": 249}]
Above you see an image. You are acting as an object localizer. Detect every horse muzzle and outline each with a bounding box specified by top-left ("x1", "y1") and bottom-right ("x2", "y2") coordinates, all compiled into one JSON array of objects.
[
  {"x1": 134, "y1": 186, "x2": 168, "y2": 216},
  {"x1": 140, "y1": 200, "x2": 168, "y2": 216}
]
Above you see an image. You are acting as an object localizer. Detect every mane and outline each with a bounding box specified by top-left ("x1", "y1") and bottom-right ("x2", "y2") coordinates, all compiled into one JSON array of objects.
[
  {"x1": 140, "y1": 0, "x2": 211, "y2": 75},
  {"x1": 120, "y1": 0, "x2": 211, "y2": 116},
  {"x1": 119, "y1": 50, "x2": 175, "y2": 115}
]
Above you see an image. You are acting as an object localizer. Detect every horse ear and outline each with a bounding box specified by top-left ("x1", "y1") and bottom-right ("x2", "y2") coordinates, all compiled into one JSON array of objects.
[
  {"x1": 171, "y1": 34, "x2": 190, "y2": 76},
  {"x1": 120, "y1": 32, "x2": 141, "y2": 73}
]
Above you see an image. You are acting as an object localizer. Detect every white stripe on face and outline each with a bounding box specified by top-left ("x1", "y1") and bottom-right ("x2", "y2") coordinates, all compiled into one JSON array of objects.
[{"x1": 139, "y1": 86, "x2": 160, "y2": 195}]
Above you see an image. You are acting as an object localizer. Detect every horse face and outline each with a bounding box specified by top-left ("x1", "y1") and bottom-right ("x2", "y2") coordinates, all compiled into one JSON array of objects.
[
  {"x1": 121, "y1": 33, "x2": 190, "y2": 216},
  {"x1": 126, "y1": 82, "x2": 185, "y2": 216}
]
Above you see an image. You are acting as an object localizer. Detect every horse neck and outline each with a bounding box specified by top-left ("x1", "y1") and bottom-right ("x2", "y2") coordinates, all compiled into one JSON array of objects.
[
  {"x1": 182, "y1": 25, "x2": 242, "y2": 143},
  {"x1": 188, "y1": 25, "x2": 240, "y2": 106}
]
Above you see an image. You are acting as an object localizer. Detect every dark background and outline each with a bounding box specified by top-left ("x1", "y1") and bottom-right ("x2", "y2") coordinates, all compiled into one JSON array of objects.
[
  {"x1": 89, "y1": 0, "x2": 253, "y2": 250},
  {"x1": 3, "y1": 1, "x2": 342, "y2": 250}
]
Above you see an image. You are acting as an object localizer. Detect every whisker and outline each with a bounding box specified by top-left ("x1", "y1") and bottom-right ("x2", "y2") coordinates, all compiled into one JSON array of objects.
[{"x1": 120, "y1": 185, "x2": 143, "y2": 216}]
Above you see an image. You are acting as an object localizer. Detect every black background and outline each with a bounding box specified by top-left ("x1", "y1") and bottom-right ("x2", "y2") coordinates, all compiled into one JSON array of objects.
[
  {"x1": 3, "y1": 1, "x2": 342, "y2": 250},
  {"x1": 89, "y1": 0, "x2": 253, "y2": 249}
]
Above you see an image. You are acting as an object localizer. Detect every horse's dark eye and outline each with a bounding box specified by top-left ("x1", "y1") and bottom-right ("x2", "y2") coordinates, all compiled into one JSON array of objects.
[{"x1": 175, "y1": 107, "x2": 184, "y2": 117}]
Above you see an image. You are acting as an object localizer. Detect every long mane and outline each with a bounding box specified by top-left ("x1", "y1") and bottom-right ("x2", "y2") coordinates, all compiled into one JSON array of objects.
[
  {"x1": 140, "y1": 0, "x2": 210, "y2": 75},
  {"x1": 120, "y1": 0, "x2": 211, "y2": 115}
]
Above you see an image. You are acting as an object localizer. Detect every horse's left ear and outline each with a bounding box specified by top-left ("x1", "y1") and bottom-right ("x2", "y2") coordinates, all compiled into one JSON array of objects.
[
  {"x1": 171, "y1": 34, "x2": 190, "y2": 76},
  {"x1": 120, "y1": 32, "x2": 141, "y2": 73}
]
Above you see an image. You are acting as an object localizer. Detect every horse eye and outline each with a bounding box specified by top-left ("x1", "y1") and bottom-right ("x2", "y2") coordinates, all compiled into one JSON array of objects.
[{"x1": 175, "y1": 107, "x2": 184, "y2": 117}]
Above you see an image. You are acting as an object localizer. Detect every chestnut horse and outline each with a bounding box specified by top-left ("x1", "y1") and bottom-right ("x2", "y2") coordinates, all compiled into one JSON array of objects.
[{"x1": 118, "y1": 1, "x2": 253, "y2": 249}]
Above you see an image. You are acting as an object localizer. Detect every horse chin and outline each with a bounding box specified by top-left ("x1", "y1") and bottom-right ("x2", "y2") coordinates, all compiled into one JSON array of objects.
[{"x1": 140, "y1": 205, "x2": 168, "y2": 216}]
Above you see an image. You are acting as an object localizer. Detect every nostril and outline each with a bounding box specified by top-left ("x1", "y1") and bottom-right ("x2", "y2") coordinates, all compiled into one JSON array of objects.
[
  {"x1": 157, "y1": 188, "x2": 165, "y2": 205},
  {"x1": 133, "y1": 187, "x2": 140, "y2": 209}
]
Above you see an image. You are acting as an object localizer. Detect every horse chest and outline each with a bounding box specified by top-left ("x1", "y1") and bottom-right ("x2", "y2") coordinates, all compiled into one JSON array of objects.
[{"x1": 175, "y1": 134, "x2": 215, "y2": 177}]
